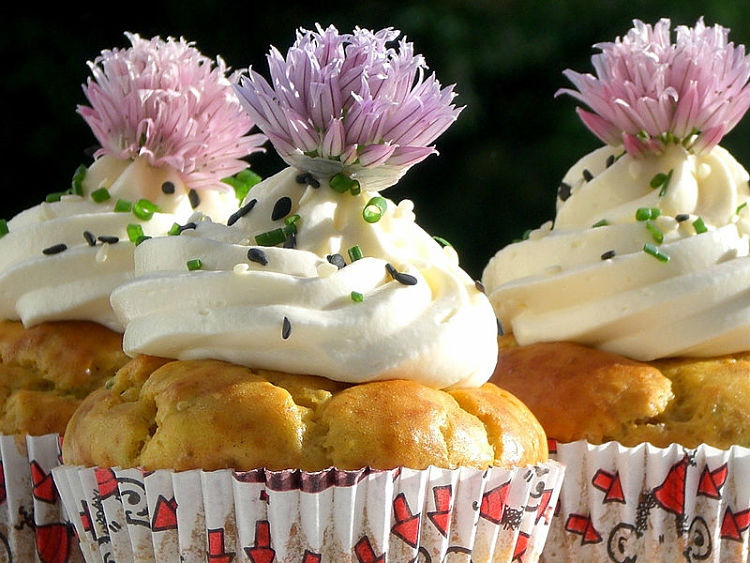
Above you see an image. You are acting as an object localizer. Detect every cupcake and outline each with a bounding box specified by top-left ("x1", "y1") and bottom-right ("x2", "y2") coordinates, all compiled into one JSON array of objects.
[
  {"x1": 0, "y1": 32, "x2": 265, "y2": 561},
  {"x1": 56, "y1": 24, "x2": 564, "y2": 562},
  {"x1": 482, "y1": 18, "x2": 750, "y2": 561}
]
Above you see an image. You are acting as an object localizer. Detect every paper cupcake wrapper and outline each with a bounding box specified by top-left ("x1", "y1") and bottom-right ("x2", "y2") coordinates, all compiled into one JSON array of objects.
[
  {"x1": 543, "y1": 439, "x2": 750, "y2": 562},
  {"x1": 52, "y1": 460, "x2": 564, "y2": 562},
  {"x1": 0, "y1": 433, "x2": 83, "y2": 562}
]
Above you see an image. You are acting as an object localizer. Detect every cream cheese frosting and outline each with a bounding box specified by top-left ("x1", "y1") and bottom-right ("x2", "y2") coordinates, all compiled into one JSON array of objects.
[
  {"x1": 0, "y1": 155, "x2": 238, "y2": 330},
  {"x1": 482, "y1": 143, "x2": 750, "y2": 360},
  {"x1": 111, "y1": 167, "x2": 499, "y2": 388}
]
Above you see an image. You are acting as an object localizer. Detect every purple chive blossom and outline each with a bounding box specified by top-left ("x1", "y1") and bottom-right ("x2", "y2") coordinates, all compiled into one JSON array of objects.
[
  {"x1": 78, "y1": 32, "x2": 267, "y2": 191},
  {"x1": 234, "y1": 24, "x2": 462, "y2": 190},
  {"x1": 557, "y1": 18, "x2": 750, "y2": 157}
]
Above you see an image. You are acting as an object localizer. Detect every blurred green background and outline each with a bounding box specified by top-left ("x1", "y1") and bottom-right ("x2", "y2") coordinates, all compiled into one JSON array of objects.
[{"x1": 4, "y1": 1, "x2": 750, "y2": 279}]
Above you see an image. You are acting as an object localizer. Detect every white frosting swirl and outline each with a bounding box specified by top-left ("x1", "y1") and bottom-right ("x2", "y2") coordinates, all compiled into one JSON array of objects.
[
  {"x1": 483, "y1": 144, "x2": 750, "y2": 360},
  {"x1": 111, "y1": 167, "x2": 498, "y2": 388},
  {"x1": 0, "y1": 155, "x2": 238, "y2": 330}
]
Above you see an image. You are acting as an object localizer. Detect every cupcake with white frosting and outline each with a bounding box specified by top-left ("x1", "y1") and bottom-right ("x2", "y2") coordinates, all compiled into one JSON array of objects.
[
  {"x1": 56, "y1": 24, "x2": 564, "y2": 563},
  {"x1": 0, "y1": 32, "x2": 266, "y2": 332},
  {"x1": 483, "y1": 18, "x2": 750, "y2": 561},
  {"x1": 0, "y1": 32, "x2": 265, "y2": 561}
]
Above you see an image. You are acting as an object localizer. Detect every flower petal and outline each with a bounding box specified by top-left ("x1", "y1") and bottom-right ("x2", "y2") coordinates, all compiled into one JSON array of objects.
[
  {"x1": 79, "y1": 33, "x2": 266, "y2": 190},
  {"x1": 559, "y1": 18, "x2": 750, "y2": 156},
  {"x1": 233, "y1": 25, "x2": 460, "y2": 189}
]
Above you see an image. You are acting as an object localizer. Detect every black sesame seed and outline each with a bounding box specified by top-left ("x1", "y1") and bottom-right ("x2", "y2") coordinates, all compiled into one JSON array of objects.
[
  {"x1": 295, "y1": 172, "x2": 320, "y2": 188},
  {"x1": 227, "y1": 199, "x2": 257, "y2": 226},
  {"x1": 558, "y1": 182, "x2": 572, "y2": 201},
  {"x1": 161, "y1": 181, "x2": 176, "y2": 194},
  {"x1": 98, "y1": 235, "x2": 119, "y2": 244},
  {"x1": 475, "y1": 280, "x2": 485, "y2": 293},
  {"x1": 497, "y1": 318, "x2": 505, "y2": 337},
  {"x1": 247, "y1": 248, "x2": 268, "y2": 266},
  {"x1": 271, "y1": 197, "x2": 292, "y2": 221},
  {"x1": 675, "y1": 213, "x2": 690, "y2": 222},
  {"x1": 583, "y1": 169, "x2": 594, "y2": 182},
  {"x1": 283, "y1": 231, "x2": 297, "y2": 249},
  {"x1": 606, "y1": 154, "x2": 615, "y2": 168},
  {"x1": 42, "y1": 243, "x2": 67, "y2": 255},
  {"x1": 386, "y1": 263, "x2": 417, "y2": 286},
  {"x1": 178, "y1": 222, "x2": 197, "y2": 233},
  {"x1": 282, "y1": 316, "x2": 292, "y2": 339},
  {"x1": 188, "y1": 189, "x2": 200, "y2": 209},
  {"x1": 395, "y1": 272, "x2": 418, "y2": 285},
  {"x1": 83, "y1": 230, "x2": 96, "y2": 246},
  {"x1": 327, "y1": 254, "x2": 346, "y2": 269},
  {"x1": 600, "y1": 249, "x2": 616, "y2": 260}
]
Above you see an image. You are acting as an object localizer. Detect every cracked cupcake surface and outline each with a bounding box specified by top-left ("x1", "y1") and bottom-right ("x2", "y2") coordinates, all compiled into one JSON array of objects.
[
  {"x1": 491, "y1": 334, "x2": 750, "y2": 449},
  {"x1": 63, "y1": 356, "x2": 547, "y2": 471},
  {"x1": 0, "y1": 320, "x2": 129, "y2": 436}
]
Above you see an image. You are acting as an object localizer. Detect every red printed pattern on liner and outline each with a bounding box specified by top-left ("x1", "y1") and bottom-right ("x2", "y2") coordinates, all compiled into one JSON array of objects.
[
  {"x1": 55, "y1": 464, "x2": 563, "y2": 562},
  {"x1": 550, "y1": 443, "x2": 746, "y2": 561}
]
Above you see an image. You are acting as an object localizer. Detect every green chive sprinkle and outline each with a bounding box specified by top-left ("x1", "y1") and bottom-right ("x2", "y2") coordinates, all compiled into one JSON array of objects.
[
  {"x1": 349, "y1": 180, "x2": 361, "y2": 195},
  {"x1": 351, "y1": 291, "x2": 364, "y2": 303},
  {"x1": 348, "y1": 245, "x2": 363, "y2": 262},
  {"x1": 71, "y1": 164, "x2": 86, "y2": 196},
  {"x1": 693, "y1": 217, "x2": 708, "y2": 234},
  {"x1": 643, "y1": 243, "x2": 670, "y2": 262},
  {"x1": 645, "y1": 221, "x2": 663, "y2": 243},
  {"x1": 282, "y1": 222, "x2": 298, "y2": 236},
  {"x1": 91, "y1": 187, "x2": 111, "y2": 203},
  {"x1": 255, "y1": 228, "x2": 286, "y2": 246},
  {"x1": 186, "y1": 258, "x2": 203, "y2": 271},
  {"x1": 0, "y1": 219, "x2": 8, "y2": 238},
  {"x1": 45, "y1": 191, "x2": 65, "y2": 203},
  {"x1": 649, "y1": 172, "x2": 667, "y2": 188},
  {"x1": 737, "y1": 202, "x2": 748, "y2": 214},
  {"x1": 649, "y1": 169, "x2": 673, "y2": 197},
  {"x1": 222, "y1": 169, "x2": 262, "y2": 202},
  {"x1": 126, "y1": 224, "x2": 144, "y2": 243},
  {"x1": 168, "y1": 222, "x2": 181, "y2": 236},
  {"x1": 114, "y1": 199, "x2": 133, "y2": 212},
  {"x1": 329, "y1": 172, "x2": 356, "y2": 193},
  {"x1": 635, "y1": 207, "x2": 661, "y2": 221},
  {"x1": 522, "y1": 229, "x2": 532, "y2": 240},
  {"x1": 284, "y1": 214, "x2": 300, "y2": 226},
  {"x1": 591, "y1": 219, "x2": 609, "y2": 228},
  {"x1": 135, "y1": 235, "x2": 151, "y2": 246},
  {"x1": 133, "y1": 199, "x2": 159, "y2": 220},
  {"x1": 433, "y1": 235, "x2": 452, "y2": 247},
  {"x1": 362, "y1": 196, "x2": 387, "y2": 223}
]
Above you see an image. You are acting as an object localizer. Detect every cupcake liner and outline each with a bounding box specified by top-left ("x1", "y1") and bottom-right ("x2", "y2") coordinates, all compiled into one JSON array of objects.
[
  {"x1": 0, "y1": 433, "x2": 83, "y2": 562},
  {"x1": 542, "y1": 439, "x2": 750, "y2": 562},
  {"x1": 52, "y1": 460, "x2": 565, "y2": 562}
]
